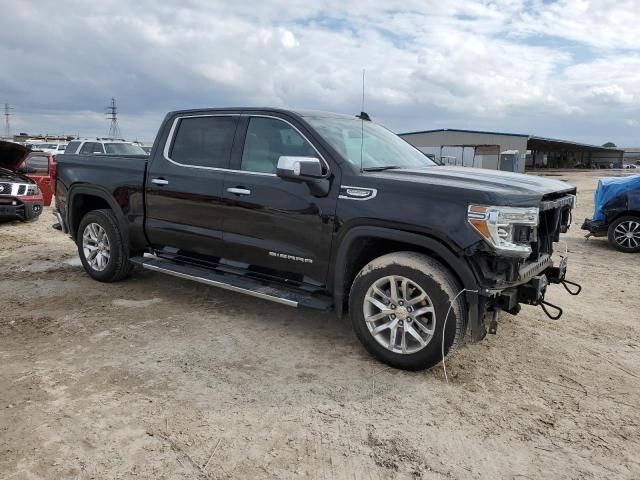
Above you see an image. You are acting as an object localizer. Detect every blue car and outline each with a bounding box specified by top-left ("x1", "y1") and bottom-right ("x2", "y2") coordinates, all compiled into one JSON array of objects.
[{"x1": 582, "y1": 175, "x2": 640, "y2": 252}]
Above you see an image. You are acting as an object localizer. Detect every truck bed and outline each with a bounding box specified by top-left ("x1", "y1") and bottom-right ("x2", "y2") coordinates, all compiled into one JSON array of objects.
[{"x1": 54, "y1": 153, "x2": 149, "y2": 250}]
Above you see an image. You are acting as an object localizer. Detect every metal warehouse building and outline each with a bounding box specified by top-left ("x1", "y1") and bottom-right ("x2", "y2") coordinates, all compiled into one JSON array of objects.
[{"x1": 399, "y1": 128, "x2": 624, "y2": 173}]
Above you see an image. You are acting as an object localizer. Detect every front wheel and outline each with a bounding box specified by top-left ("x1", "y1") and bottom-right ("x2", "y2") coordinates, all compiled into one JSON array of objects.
[
  {"x1": 608, "y1": 216, "x2": 640, "y2": 253},
  {"x1": 77, "y1": 209, "x2": 133, "y2": 282},
  {"x1": 349, "y1": 252, "x2": 466, "y2": 371}
]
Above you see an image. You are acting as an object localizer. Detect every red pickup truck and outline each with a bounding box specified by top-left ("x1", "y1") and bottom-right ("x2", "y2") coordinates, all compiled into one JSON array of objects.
[
  {"x1": 19, "y1": 151, "x2": 56, "y2": 206},
  {"x1": 0, "y1": 140, "x2": 45, "y2": 221}
]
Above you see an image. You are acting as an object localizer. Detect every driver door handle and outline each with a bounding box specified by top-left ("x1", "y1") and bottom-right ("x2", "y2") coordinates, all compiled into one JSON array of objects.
[
  {"x1": 227, "y1": 187, "x2": 251, "y2": 196},
  {"x1": 151, "y1": 178, "x2": 169, "y2": 186}
]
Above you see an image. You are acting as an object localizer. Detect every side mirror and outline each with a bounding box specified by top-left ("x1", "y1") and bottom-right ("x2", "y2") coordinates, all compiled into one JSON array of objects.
[{"x1": 276, "y1": 156, "x2": 323, "y2": 181}]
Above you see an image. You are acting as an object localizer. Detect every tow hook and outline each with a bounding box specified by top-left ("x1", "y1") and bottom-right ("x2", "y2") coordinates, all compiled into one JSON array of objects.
[
  {"x1": 535, "y1": 277, "x2": 581, "y2": 320},
  {"x1": 545, "y1": 256, "x2": 583, "y2": 296},
  {"x1": 539, "y1": 299, "x2": 563, "y2": 320},
  {"x1": 517, "y1": 274, "x2": 570, "y2": 321},
  {"x1": 540, "y1": 256, "x2": 583, "y2": 319},
  {"x1": 560, "y1": 279, "x2": 582, "y2": 296}
]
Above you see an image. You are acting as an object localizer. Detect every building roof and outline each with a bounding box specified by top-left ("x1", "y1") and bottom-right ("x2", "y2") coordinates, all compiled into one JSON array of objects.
[
  {"x1": 399, "y1": 128, "x2": 529, "y2": 138},
  {"x1": 399, "y1": 128, "x2": 623, "y2": 153},
  {"x1": 528, "y1": 135, "x2": 623, "y2": 153}
]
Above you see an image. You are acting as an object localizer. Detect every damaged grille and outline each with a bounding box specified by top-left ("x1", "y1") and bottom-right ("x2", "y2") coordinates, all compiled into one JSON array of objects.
[{"x1": 531, "y1": 194, "x2": 575, "y2": 258}]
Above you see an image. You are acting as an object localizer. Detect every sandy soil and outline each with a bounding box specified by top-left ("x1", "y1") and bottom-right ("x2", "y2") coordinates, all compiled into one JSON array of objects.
[{"x1": 1, "y1": 171, "x2": 639, "y2": 479}]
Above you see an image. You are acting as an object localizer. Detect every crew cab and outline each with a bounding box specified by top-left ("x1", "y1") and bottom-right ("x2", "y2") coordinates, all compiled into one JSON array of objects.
[
  {"x1": 54, "y1": 108, "x2": 579, "y2": 370},
  {"x1": 0, "y1": 141, "x2": 44, "y2": 221}
]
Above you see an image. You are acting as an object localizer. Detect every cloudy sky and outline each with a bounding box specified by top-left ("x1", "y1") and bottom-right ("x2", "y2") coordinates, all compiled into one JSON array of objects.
[{"x1": 1, "y1": 0, "x2": 639, "y2": 145}]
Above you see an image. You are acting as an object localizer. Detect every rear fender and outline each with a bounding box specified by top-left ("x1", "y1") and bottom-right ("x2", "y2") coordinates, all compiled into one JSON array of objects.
[{"x1": 67, "y1": 185, "x2": 130, "y2": 248}]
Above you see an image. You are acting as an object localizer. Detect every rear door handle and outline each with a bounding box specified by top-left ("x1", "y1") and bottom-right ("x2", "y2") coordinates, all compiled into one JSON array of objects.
[
  {"x1": 227, "y1": 187, "x2": 251, "y2": 196},
  {"x1": 151, "y1": 178, "x2": 169, "y2": 186}
]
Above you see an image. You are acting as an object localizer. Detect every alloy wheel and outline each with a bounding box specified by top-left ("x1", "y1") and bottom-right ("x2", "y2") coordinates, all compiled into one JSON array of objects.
[
  {"x1": 362, "y1": 275, "x2": 437, "y2": 354},
  {"x1": 613, "y1": 220, "x2": 640, "y2": 249},
  {"x1": 82, "y1": 222, "x2": 111, "y2": 271}
]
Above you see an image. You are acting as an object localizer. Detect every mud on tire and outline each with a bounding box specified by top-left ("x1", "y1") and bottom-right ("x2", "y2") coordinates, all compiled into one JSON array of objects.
[{"x1": 349, "y1": 251, "x2": 466, "y2": 371}]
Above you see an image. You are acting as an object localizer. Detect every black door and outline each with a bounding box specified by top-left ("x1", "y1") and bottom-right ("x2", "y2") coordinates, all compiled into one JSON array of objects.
[
  {"x1": 145, "y1": 114, "x2": 240, "y2": 259},
  {"x1": 221, "y1": 115, "x2": 338, "y2": 286}
]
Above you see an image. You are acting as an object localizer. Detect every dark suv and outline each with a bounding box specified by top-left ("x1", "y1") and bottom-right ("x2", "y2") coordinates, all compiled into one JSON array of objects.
[{"x1": 53, "y1": 108, "x2": 579, "y2": 370}]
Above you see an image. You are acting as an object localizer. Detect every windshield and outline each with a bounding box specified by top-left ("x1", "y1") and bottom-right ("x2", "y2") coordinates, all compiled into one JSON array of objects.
[
  {"x1": 104, "y1": 143, "x2": 147, "y2": 155},
  {"x1": 305, "y1": 116, "x2": 435, "y2": 170}
]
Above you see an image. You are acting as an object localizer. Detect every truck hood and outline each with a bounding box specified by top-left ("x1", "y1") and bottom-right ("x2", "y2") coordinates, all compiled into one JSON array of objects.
[
  {"x1": 366, "y1": 166, "x2": 576, "y2": 205},
  {"x1": 0, "y1": 167, "x2": 35, "y2": 183},
  {"x1": 0, "y1": 140, "x2": 30, "y2": 172}
]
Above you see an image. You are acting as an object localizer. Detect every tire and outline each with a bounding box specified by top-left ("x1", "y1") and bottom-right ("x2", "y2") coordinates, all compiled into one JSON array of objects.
[
  {"x1": 607, "y1": 216, "x2": 640, "y2": 253},
  {"x1": 76, "y1": 209, "x2": 133, "y2": 282},
  {"x1": 349, "y1": 251, "x2": 466, "y2": 371}
]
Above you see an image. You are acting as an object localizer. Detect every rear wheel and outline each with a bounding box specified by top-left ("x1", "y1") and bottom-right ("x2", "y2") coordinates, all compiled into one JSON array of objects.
[
  {"x1": 77, "y1": 209, "x2": 133, "y2": 282},
  {"x1": 608, "y1": 216, "x2": 640, "y2": 253},
  {"x1": 349, "y1": 252, "x2": 466, "y2": 371}
]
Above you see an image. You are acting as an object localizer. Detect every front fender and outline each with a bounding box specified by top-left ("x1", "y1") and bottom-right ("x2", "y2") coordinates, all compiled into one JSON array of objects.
[{"x1": 331, "y1": 225, "x2": 484, "y2": 341}]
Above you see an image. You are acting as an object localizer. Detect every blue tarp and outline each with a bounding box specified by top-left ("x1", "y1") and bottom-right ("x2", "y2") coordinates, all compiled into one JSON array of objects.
[{"x1": 592, "y1": 175, "x2": 640, "y2": 221}]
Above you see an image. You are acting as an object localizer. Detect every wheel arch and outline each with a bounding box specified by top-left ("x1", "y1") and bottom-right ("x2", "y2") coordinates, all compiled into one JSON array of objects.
[
  {"x1": 608, "y1": 209, "x2": 640, "y2": 223},
  {"x1": 331, "y1": 226, "x2": 479, "y2": 323},
  {"x1": 67, "y1": 185, "x2": 129, "y2": 248}
]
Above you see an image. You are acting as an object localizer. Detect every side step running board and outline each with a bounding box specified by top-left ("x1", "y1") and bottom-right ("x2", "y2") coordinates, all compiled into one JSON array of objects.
[{"x1": 130, "y1": 256, "x2": 333, "y2": 310}]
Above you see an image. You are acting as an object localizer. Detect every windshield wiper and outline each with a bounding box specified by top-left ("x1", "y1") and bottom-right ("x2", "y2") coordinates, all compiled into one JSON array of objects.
[{"x1": 362, "y1": 166, "x2": 403, "y2": 172}]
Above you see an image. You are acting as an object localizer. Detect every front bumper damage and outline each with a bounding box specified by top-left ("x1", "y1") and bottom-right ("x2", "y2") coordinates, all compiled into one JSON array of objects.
[
  {"x1": 467, "y1": 193, "x2": 582, "y2": 340},
  {"x1": 581, "y1": 218, "x2": 608, "y2": 237},
  {"x1": 469, "y1": 257, "x2": 582, "y2": 340}
]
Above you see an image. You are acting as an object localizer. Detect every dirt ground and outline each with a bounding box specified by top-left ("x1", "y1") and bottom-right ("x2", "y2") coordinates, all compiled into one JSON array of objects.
[{"x1": 1, "y1": 171, "x2": 639, "y2": 480}]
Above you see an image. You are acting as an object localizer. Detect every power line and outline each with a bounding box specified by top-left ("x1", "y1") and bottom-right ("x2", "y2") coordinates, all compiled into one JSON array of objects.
[
  {"x1": 105, "y1": 97, "x2": 121, "y2": 138},
  {"x1": 4, "y1": 103, "x2": 13, "y2": 139}
]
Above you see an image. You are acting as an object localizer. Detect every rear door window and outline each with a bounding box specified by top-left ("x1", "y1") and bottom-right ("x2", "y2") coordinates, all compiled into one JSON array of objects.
[
  {"x1": 25, "y1": 155, "x2": 49, "y2": 174},
  {"x1": 65, "y1": 141, "x2": 81, "y2": 154},
  {"x1": 169, "y1": 116, "x2": 238, "y2": 169},
  {"x1": 79, "y1": 142, "x2": 105, "y2": 154},
  {"x1": 104, "y1": 143, "x2": 146, "y2": 155}
]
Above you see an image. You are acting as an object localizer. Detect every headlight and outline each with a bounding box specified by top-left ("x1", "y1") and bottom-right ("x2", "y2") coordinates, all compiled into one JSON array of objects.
[
  {"x1": 27, "y1": 184, "x2": 39, "y2": 195},
  {"x1": 467, "y1": 204, "x2": 539, "y2": 257}
]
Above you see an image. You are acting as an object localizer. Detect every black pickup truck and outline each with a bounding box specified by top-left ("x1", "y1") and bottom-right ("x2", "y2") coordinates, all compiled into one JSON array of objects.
[{"x1": 54, "y1": 108, "x2": 579, "y2": 370}]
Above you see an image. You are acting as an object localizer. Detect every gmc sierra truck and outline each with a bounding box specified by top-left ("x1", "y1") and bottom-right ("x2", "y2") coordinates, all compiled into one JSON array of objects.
[{"x1": 54, "y1": 108, "x2": 580, "y2": 370}]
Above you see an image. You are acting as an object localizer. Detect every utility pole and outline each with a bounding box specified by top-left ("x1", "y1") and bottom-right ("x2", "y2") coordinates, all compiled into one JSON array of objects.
[
  {"x1": 105, "y1": 97, "x2": 122, "y2": 139},
  {"x1": 4, "y1": 103, "x2": 12, "y2": 139}
]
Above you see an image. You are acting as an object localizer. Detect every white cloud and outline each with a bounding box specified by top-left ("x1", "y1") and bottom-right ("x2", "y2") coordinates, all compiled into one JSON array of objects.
[{"x1": 0, "y1": 0, "x2": 639, "y2": 145}]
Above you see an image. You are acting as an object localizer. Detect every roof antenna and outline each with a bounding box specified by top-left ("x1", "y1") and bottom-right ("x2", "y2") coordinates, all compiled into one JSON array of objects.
[{"x1": 358, "y1": 68, "x2": 366, "y2": 173}]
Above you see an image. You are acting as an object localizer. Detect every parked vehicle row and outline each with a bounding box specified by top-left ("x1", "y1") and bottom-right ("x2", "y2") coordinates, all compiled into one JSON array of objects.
[
  {"x1": 27, "y1": 142, "x2": 67, "y2": 155},
  {"x1": 64, "y1": 138, "x2": 147, "y2": 156},
  {"x1": 53, "y1": 107, "x2": 580, "y2": 370}
]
